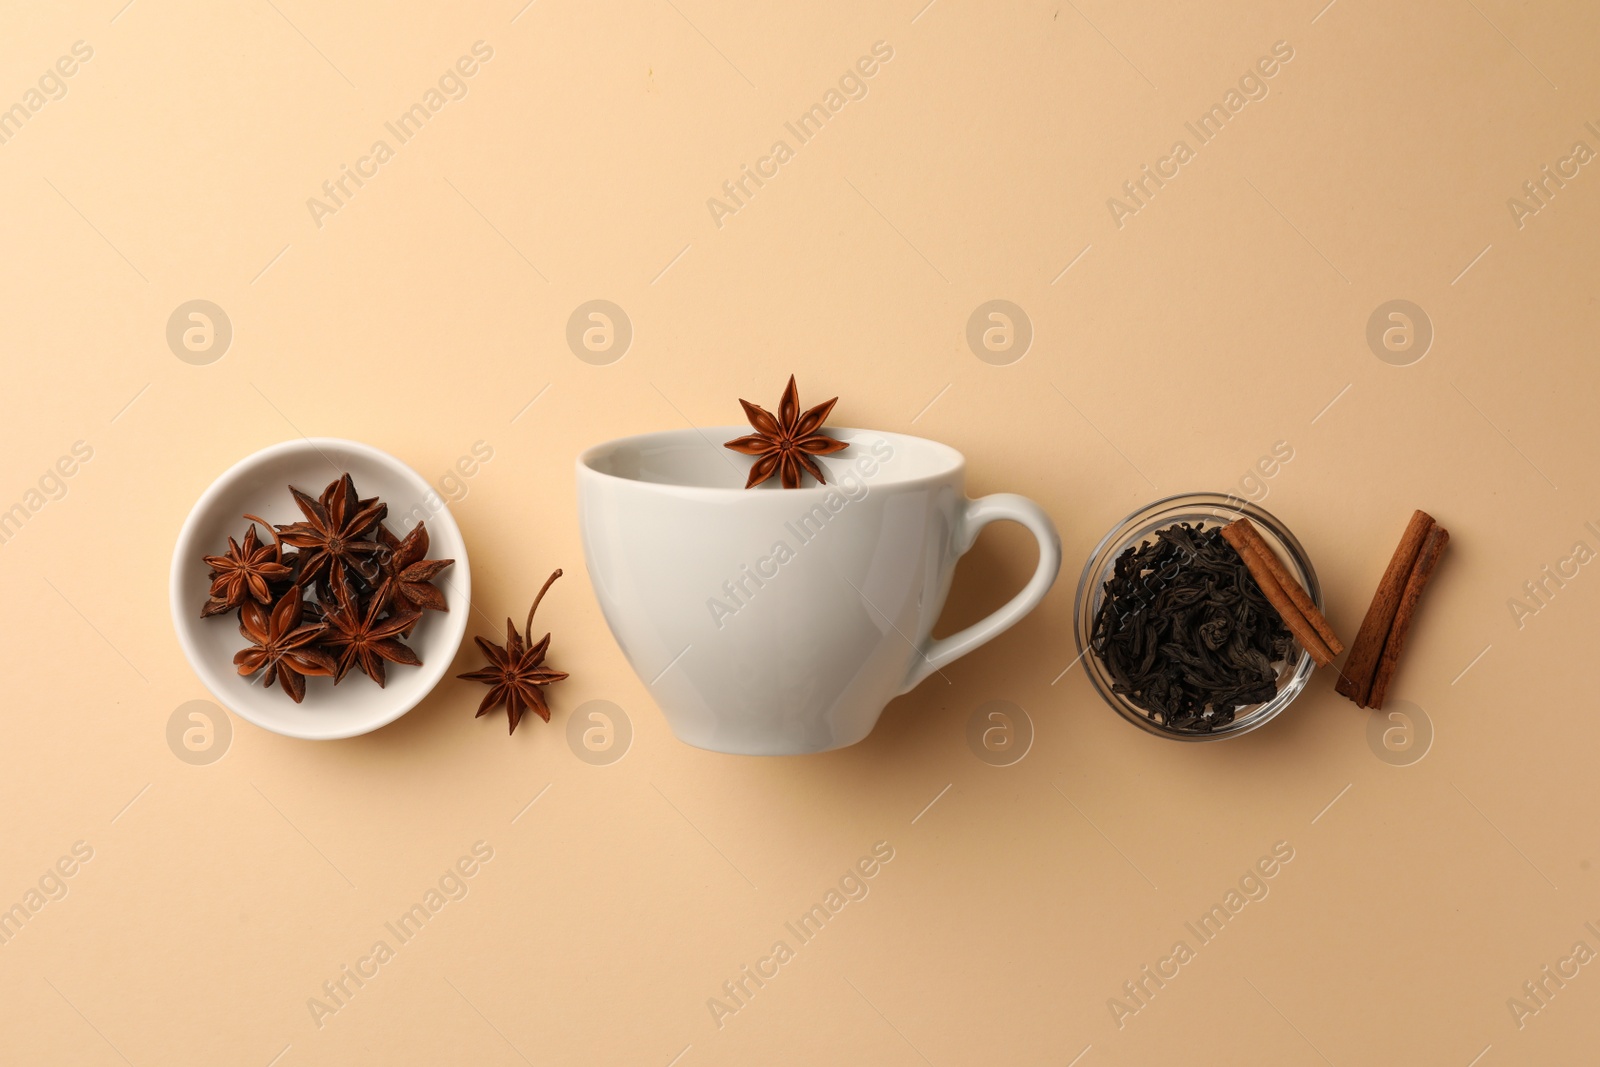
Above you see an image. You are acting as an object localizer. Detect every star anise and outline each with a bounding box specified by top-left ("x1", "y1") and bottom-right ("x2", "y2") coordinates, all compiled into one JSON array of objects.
[
  {"x1": 318, "y1": 576, "x2": 422, "y2": 686},
  {"x1": 201, "y1": 522, "x2": 292, "y2": 618},
  {"x1": 368, "y1": 523, "x2": 453, "y2": 614},
  {"x1": 322, "y1": 476, "x2": 380, "y2": 515},
  {"x1": 275, "y1": 474, "x2": 385, "y2": 590},
  {"x1": 724, "y1": 374, "x2": 849, "y2": 488},
  {"x1": 457, "y1": 569, "x2": 569, "y2": 734},
  {"x1": 233, "y1": 586, "x2": 336, "y2": 703}
]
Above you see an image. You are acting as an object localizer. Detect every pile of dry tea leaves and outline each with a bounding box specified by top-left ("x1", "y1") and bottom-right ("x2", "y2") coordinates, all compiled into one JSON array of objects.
[
  {"x1": 1090, "y1": 522, "x2": 1293, "y2": 732},
  {"x1": 198, "y1": 473, "x2": 453, "y2": 703}
]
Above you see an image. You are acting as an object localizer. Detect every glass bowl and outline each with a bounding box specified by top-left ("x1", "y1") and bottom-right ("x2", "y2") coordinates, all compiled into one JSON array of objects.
[{"x1": 1073, "y1": 492, "x2": 1321, "y2": 741}]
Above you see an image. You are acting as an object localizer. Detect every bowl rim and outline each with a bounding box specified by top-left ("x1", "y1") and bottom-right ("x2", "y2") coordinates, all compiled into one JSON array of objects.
[
  {"x1": 1072, "y1": 491, "x2": 1319, "y2": 742},
  {"x1": 169, "y1": 436, "x2": 471, "y2": 740}
]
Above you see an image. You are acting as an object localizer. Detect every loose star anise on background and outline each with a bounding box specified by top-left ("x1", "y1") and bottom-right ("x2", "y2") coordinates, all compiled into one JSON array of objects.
[
  {"x1": 201, "y1": 522, "x2": 292, "y2": 617},
  {"x1": 234, "y1": 586, "x2": 336, "y2": 703},
  {"x1": 368, "y1": 523, "x2": 453, "y2": 614},
  {"x1": 724, "y1": 374, "x2": 849, "y2": 488},
  {"x1": 276, "y1": 474, "x2": 386, "y2": 590},
  {"x1": 457, "y1": 569, "x2": 570, "y2": 735},
  {"x1": 318, "y1": 576, "x2": 421, "y2": 686}
]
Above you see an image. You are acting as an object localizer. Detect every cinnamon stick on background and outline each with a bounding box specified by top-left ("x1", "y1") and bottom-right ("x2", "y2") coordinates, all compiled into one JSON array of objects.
[
  {"x1": 1335, "y1": 510, "x2": 1443, "y2": 708},
  {"x1": 1366, "y1": 523, "x2": 1450, "y2": 709},
  {"x1": 1220, "y1": 519, "x2": 1338, "y2": 668}
]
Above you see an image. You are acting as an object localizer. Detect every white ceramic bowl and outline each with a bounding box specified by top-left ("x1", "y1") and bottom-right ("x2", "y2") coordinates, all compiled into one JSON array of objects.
[{"x1": 170, "y1": 438, "x2": 471, "y2": 740}]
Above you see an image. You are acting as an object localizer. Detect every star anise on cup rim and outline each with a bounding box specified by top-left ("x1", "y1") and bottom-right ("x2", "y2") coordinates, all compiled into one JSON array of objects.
[
  {"x1": 366, "y1": 523, "x2": 454, "y2": 615},
  {"x1": 457, "y1": 569, "x2": 570, "y2": 735},
  {"x1": 274, "y1": 473, "x2": 386, "y2": 590},
  {"x1": 317, "y1": 575, "x2": 422, "y2": 686},
  {"x1": 201, "y1": 522, "x2": 293, "y2": 618},
  {"x1": 724, "y1": 374, "x2": 849, "y2": 488},
  {"x1": 233, "y1": 586, "x2": 336, "y2": 703}
]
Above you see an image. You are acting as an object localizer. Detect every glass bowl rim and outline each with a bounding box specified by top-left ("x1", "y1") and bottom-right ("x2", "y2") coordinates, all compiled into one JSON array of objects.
[{"x1": 1072, "y1": 491, "x2": 1321, "y2": 742}]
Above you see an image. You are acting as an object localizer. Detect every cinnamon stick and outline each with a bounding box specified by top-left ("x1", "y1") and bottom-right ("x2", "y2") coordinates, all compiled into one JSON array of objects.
[
  {"x1": 1225, "y1": 518, "x2": 1343, "y2": 656},
  {"x1": 1220, "y1": 519, "x2": 1335, "y2": 667},
  {"x1": 1335, "y1": 510, "x2": 1436, "y2": 707},
  {"x1": 1366, "y1": 523, "x2": 1449, "y2": 709}
]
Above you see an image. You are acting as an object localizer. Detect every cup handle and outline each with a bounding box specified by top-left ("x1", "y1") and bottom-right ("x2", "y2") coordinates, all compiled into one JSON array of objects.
[{"x1": 900, "y1": 493, "x2": 1062, "y2": 694}]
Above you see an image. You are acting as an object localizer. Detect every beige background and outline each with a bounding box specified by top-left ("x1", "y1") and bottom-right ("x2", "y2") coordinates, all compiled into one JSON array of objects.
[{"x1": 2, "y1": 0, "x2": 1597, "y2": 1063}]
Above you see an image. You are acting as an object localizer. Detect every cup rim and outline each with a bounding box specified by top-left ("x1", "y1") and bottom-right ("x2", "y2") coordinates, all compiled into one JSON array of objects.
[{"x1": 576, "y1": 425, "x2": 966, "y2": 496}]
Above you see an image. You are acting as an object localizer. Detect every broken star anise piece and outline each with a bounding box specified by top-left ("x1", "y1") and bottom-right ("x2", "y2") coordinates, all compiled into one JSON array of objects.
[
  {"x1": 724, "y1": 374, "x2": 849, "y2": 488},
  {"x1": 201, "y1": 522, "x2": 292, "y2": 618},
  {"x1": 275, "y1": 473, "x2": 386, "y2": 590},
  {"x1": 318, "y1": 576, "x2": 422, "y2": 687},
  {"x1": 233, "y1": 586, "x2": 336, "y2": 703},
  {"x1": 369, "y1": 523, "x2": 454, "y2": 614},
  {"x1": 457, "y1": 569, "x2": 569, "y2": 735}
]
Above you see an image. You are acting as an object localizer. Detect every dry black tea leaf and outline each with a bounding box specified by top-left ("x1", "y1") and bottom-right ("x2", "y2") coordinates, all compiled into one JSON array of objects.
[{"x1": 1090, "y1": 523, "x2": 1293, "y2": 733}]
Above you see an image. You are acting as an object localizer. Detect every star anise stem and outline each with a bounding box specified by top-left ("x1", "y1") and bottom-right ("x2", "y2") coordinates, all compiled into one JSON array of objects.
[
  {"x1": 242, "y1": 513, "x2": 286, "y2": 561},
  {"x1": 525, "y1": 567, "x2": 562, "y2": 644}
]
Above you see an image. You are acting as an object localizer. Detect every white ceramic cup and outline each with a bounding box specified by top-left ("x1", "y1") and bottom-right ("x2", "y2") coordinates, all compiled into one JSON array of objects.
[{"x1": 576, "y1": 427, "x2": 1060, "y2": 755}]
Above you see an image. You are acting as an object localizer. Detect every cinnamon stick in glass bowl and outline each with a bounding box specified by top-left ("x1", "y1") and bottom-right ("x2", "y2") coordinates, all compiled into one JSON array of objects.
[{"x1": 1220, "y1": 518, "x2": 1343, "y2": 667}]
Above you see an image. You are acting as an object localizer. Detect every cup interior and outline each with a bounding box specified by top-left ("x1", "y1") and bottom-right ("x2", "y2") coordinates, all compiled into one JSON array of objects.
[{"x1": 579, "y1": 427, "x2": 963, "y2": 491}]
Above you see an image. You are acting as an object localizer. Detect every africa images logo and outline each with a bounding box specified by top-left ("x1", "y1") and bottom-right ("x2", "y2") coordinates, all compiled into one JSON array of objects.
[
  {"x1": 1105, "y1": 40, "x2": 1295, "y2": 229},
  {"x1": 1106, "y1": 841, "x2": 1295, "y2": 1028},
  {"x1": 0, "y1": 41, "x2": 94, "y2": 148},
  {"x1": 306, "y1": 42, "x2": 495, "y2": 229},
  {"x1": 704, "y1": 841, "x2": 895, "y2": 1030},
  {"x1": 704, "y1": 41, "x2": 895, "y2": 229},
  {"x1": 704, "y1": 439, "x2": 894, "y2": 629},
  {"x1": 306, "y1": 841, "x2": 495, "y2": 1029}
]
